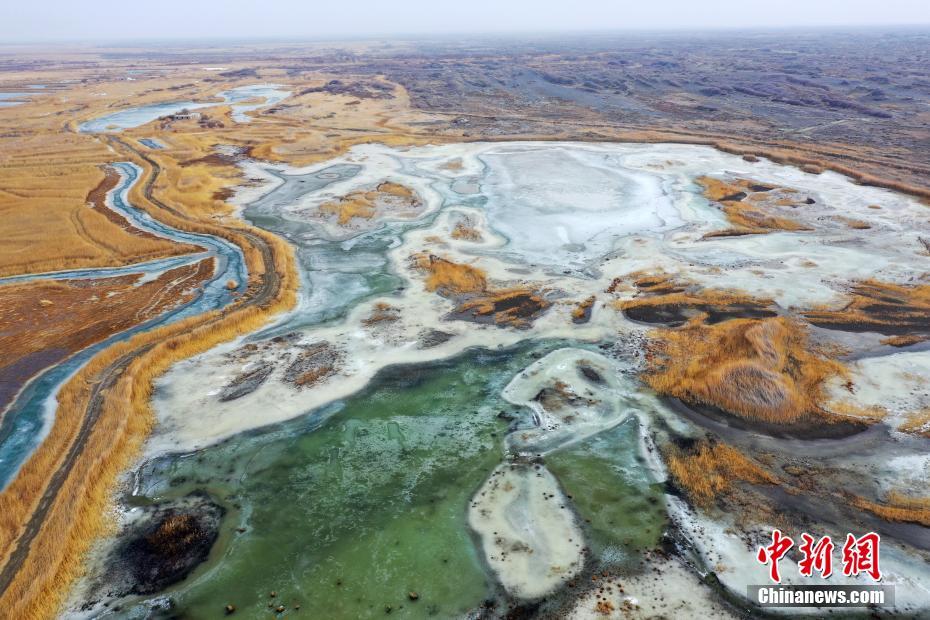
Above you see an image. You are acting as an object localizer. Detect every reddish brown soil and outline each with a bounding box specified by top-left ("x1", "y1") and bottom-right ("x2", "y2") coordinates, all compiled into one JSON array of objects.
[
  {"x1": 85, "y1": 168, "x2": 198, "y2": 250},
  {"x1": 0, "y1": 259, "x2": 213, "y2": 414}
]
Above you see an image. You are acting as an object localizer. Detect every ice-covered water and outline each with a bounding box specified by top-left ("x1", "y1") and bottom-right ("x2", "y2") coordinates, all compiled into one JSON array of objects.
[
  {"x1": 0, "y1": 92, "x2": 31, "y2": 108},
  {"x1": 72, "y1": 142, "x2": 930, "y2": 617},
  {"x1": 152, "y1": 142, "x2": 930, "y2": 454},
  {"x1": 78, "y1": 84, "x2": 291, "y2": 132}
]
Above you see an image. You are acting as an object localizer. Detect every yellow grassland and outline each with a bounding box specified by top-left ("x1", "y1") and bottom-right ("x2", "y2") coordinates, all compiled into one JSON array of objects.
[
  {"x1": 881, "y1": 334, "x2": 928, "y2": 347},
  {"x1": 851, "y1": 493, "x2": 930, "y2": 528},
  {"x1": 319, "y1": 182, "x2": 420, "y2": 225},
  {"x1": 0, "y1": 139, "x2": 298, "y2": 619},
  {"x1": 617, "y1": 272, "x2": 773, "y2": 316},
  {"x1": 804, "y1": 279, "x2": 930, "y2": 334},
  {"x1": 900, "y1": 409, "x2": 930, "y2": 437},
  {"x1": 0, "y1": 133, "x2": 191, "y2": 277},
  {"x1": 696, "y1": 176, "x2": 811, "y2": 236},
  {"x1": 665, "y1": 439, "x2": 779, "y2": 507},
  {"x1": 644, "y1": 316, "x2": 847, "y2": 424},
  {"x1": 413, "y1": 253, "x2": 489, "y2": 295},
  {"x1": 572, "y1": 295, "x2": 597, "y2": 321}
]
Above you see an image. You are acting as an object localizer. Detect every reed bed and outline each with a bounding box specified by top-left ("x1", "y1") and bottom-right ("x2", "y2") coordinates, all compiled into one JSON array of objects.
[
  {"x1": 804, "y1": 280, "x2": 930, "y2": 335},
  {"x1": 851, "y1": 493, "x2": 930, "y2": 528},
  {"x1": 644, "y1": 316, "x2": 846, "y2": 424},
  {"x1": 414, "y1": 253, "x2": 489, "y2": 295},
  {"x1": 0, "y1": 164, "x2": 298, "y2": 620},
  {"x1": 665, "y1": 439, "x2": 778, "y2": 508},
  {"x1": 0, "y1": 134, "x2": 187, "y2": 277}
]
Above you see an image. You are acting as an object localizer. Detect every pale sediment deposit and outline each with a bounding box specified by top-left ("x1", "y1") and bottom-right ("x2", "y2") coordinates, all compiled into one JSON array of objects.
[
  {"x1": 469, "y1": 462, "x2": 585, "y2": 599},
  {"x1": 75, "y1": 142, "x2": 930, "y2": 617},
  {"x1": 151, "y1": 142, "x2": 930, "y2": 455}
]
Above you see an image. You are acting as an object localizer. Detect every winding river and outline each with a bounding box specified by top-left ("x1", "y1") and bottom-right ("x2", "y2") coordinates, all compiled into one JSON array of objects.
[{"x1": 0, "y1": 162, "x2": 247, "y2": 488}]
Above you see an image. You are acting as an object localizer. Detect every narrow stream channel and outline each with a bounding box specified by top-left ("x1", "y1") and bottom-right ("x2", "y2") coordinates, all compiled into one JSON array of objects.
[{"x1": 0, "y1": 162, "x2": 247, "y2": 488}]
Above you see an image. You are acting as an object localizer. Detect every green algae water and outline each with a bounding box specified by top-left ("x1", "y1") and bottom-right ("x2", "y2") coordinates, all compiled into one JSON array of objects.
[
  {"x1": 128, "y1": 343, "x2": 561, "y2": 618},
  {"x1": 546, "y1": 418, "x2": 667, "y2": 562},
  {"x1": 115, "y1": 341, "x2": 673, "y2": 619}
]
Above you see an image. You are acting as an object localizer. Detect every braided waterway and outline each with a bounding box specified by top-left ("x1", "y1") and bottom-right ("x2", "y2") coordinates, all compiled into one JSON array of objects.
[{"x1": 69, "y1": 142, "x2": 930, "y2": 618}]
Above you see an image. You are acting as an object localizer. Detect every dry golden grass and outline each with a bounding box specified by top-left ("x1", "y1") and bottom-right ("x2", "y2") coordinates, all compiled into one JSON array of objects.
[
  {"x1": 696, "y1": 176, "x2": 811, "y2": 236},
  {"x1": 617, "y1": 272, "x2": 774, "y2": 322},
  {"x1": 0, "y1": 136, "x2": 192, "y2": 277},
  {"x1": 804, "y1": 279, "x2": 930, "y2": 336},
  {"x1": 450, "y1": 221, "x2": 483, "y2": 241},
  {"x1": 455, "y1": 288, "x2": 551, "y2": 329},
  {"x1": 666, "y1": 439, "x2": 778, "y2": 507},
  {"x1": 644, "y1": 316, "x2": 847, "y2": 424},
  {"x1": 320, "y1": 194, "x2": 378, "y2": 224},
  {"x1": 0, "y1": 141, "x2": 299, "y2": 620},
  {"x1": 851, "y1": 493, "x2": 930, "y2": 528},
  {"x1": 900, "y1": 409, "x2": 930, "y2": 437},
  {"x1": 319, "y1": 181, "x2": 420, "y2": 225},
  {"x1": 413, "y1": 253, "x2": 488, "y2": 295},
  {"x1": 572, "y1": 295, "x2": 596, "y2": 321},
  {"x1": 881, "y1": 334, "x2": 928, "y2": 347},
  {"x1": 410, "y1": 253, "x2": 549, "y2": 328},
  {"x1": 377, "y1": 181, "x2": 416, "y2": 200}
]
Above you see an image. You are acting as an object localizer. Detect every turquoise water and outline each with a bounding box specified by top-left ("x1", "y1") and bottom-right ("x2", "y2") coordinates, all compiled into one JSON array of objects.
[{"x1": 123, "y1": 344, "x2": 543, "y2": 618}]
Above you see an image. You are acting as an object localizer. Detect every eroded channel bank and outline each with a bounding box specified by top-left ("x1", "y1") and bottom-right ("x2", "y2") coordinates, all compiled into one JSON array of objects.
[{"x1": 69, "y1": 142, "x2": 930, "y2": 618}]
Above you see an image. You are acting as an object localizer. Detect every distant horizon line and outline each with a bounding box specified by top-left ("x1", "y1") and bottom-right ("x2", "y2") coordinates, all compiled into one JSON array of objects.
[{"x1": 1, "y1": 22, "x2": 929, "y2": 47}]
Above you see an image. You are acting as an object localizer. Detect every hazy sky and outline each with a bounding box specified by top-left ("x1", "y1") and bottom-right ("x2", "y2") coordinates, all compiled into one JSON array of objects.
[{"x1": 2, "y1": 0, "x2": 928, "y2": 42}]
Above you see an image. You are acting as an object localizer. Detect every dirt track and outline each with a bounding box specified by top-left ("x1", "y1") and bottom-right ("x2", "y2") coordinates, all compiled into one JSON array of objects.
[{"x1": 0, "y1": 137, "x2": 282, "y2": 596}]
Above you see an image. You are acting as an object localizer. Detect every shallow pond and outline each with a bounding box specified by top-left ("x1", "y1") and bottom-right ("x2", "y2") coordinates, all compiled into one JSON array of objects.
[
  {"x1": 78, "y1": 84, "x2": 291, "y2": 132},
  {"x1": 114, "y1": 341, "x2": 667, "y2": 618}
]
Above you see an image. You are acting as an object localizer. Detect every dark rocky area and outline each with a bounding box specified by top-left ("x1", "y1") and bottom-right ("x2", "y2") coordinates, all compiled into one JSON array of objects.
[
  {"x1": 219, "y1": 361, "x2": 273, "y2": 401},
  {"x1": 283, "y1": 340, "x2": 341, "y2": 387},
  {"x1": 82, "y1": 493, "x2": 224, "y2": 606},
  {"x1": 416, "y1": 328, "x2": 455, "y2": 349}
]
